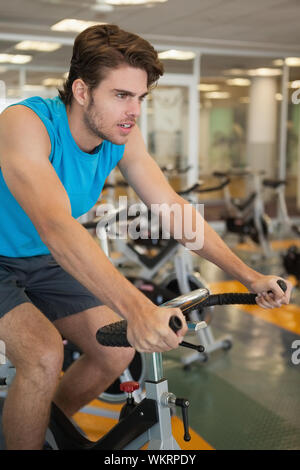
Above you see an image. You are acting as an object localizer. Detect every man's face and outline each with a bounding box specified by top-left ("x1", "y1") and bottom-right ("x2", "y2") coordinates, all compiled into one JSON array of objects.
[{"x1": 82, "y1": 65, "x2": 148, "y2": 145}]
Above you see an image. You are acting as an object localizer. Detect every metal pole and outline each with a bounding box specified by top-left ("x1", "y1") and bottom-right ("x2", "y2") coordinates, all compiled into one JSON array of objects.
[
  {"x1": 19, "y1": 67, "x2": 26, "y2": 98},
  {"x1": 188, "y1": 52, "x2": 201, "y2": 186},
  {"x1": 140, "y1": 99, "x2": 148, "y2": 149},
  {"x1": 279, "y1": 63, "x2": 289, "y2": 180}
]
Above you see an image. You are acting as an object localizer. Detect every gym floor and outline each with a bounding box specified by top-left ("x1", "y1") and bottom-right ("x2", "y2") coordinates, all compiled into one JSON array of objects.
[{"x1": 72, "y1": 240, "x2": 300, "y2": 451}]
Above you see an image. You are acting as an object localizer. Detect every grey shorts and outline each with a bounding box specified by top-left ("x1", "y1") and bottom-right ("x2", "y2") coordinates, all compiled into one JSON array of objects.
[{"x1": 0, "y1": 254, "x2": 102, "y2": 322}]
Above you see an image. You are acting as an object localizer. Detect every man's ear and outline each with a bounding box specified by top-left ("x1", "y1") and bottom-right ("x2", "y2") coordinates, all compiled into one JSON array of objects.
[{"x1": 72, "y1": 79, "x2": 89, "y2": 106}]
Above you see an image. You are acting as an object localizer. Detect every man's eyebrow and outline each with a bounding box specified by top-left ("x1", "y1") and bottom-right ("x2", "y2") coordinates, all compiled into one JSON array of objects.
[{"x1": 113, "y1": 88, "x2": 149, "y2": 98}]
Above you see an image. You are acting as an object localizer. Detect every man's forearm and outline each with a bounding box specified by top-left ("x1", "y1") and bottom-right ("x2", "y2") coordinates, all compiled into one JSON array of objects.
[
  {"x1": 42, "y1": 216, "x2": 155, "y2": 319},
  {"x1": 167, "y1": 196, "x2": 262, "y2": 290},
  {"x1": 194, "y1": 220, "x2": 263, "y2": 289}
]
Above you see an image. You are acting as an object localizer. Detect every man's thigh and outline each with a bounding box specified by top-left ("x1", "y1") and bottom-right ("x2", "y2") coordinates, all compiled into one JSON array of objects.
[
  {"x1": 53, "y1": 305, "x2": 124, "y2": 358},
  {"x1": 25, "y1": 255, "x2": 103, "y2": 323},
  {"x1": 0, "y1": 254, "x2": 102, "y2": 325},
  {"x1": 0, "y1": 255, "x2": 30, "y2": 320}
]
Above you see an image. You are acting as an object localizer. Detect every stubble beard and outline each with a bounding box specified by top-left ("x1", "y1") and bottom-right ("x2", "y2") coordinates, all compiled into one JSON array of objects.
[{"x1": 83, "y1": 95, "x2": 124, "y2": 145}]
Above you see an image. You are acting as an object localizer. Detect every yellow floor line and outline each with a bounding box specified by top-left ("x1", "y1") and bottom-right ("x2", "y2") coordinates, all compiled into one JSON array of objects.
[
  {"x1": 208, "y1": 280, "x2": 300, "y2": 335},
  {"x1": 73, "y1": 399, "x2": 121, "y2": 442},
  {"x1": 171, "y1": 416, "x2": 214, "y2": 450},
  {"x1": 73, "y1": 399, "x2": 214, "y2": 450},
  {"x1": 235, "y1": 238, "x2": 300, "y2": 253}
]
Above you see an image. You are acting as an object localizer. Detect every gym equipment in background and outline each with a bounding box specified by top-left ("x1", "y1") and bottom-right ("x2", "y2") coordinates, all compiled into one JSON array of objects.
[
  {"x1": 282, "y1": 245, "x2": 300, "y2": 286},
  {"x1": 262, "y1": 178, "x2": 300, "y2": 239},
  {"x1": 214, "y1": 169, "x2": 272, "y2": 258}
]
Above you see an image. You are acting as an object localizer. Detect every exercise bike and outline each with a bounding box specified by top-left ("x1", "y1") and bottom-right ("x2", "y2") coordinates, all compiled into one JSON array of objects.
[
  {"x1": 262, "y1": 178, "x2": 300, "y2": 239},
  {"x1": 46, "y1": 280, "x2": 287, "y2": 450},
  {"x1": 214, "y1": 169, "x2": 272, "y2": 258},
  {"x1": 0, "y1": 278, "x2": 287, "y2": 450},
  {"x1": 282, "y1": 245, "x2": 300, "y2": 286},
  {"x1": 261, "y1": 178, "x2": 300, "y2": 283}
]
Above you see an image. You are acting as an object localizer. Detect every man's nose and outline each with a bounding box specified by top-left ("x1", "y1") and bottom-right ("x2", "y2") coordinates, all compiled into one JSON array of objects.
[{"x1": 126, "y1": 100, "x2": 141, "y2": 118}]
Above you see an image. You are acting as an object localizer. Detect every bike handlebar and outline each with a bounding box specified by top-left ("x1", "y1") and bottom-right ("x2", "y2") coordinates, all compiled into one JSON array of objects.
[
  {"x1": 178, "y1": 176, "x2": 230, "y2": 196},
  {"x1": 102, "y1": 166, "x2": 191, "y2": 191},
  {"x1": 82, "y1": 206, "x2": 138, "y2": 230},
  {"x1": 213, "y1": 169, "x2": 265, "y2": 178},
  {"x1": 161, "y1": 165, "x2": 191, "y2": 175},
  {"x1": 103, "y1": 181, "x2": 129, "y2": 190},
  {"x1": 96, "y1": 281, "x2": 287, "y2": 348}
]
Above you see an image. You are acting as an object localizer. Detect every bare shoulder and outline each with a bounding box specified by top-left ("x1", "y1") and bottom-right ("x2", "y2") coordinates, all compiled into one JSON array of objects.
[{"x1": 0, "y1": 105, "x2": 51, "y2": 165}]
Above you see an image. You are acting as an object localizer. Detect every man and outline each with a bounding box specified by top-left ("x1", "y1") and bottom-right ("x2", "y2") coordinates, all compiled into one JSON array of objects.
[{"x1": 0, "y1": 24, "x2": 292, "y2": 450}]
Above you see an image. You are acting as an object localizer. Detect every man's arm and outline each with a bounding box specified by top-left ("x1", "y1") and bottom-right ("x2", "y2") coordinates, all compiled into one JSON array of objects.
[
  {"x1": 0, "y1": 106, "x2": 187, "y2": 352},
  {"x1": 119, "y1": 125, "x2": 292, "y2": 307}
]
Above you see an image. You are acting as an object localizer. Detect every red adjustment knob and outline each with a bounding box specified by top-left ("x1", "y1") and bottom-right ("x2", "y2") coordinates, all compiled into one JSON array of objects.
[{"x1": 120, "y1": 381, "x2": 140, "y2": 393}]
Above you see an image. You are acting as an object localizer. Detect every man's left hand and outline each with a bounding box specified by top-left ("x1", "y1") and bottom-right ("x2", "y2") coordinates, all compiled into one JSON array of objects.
[{"x1": 249, "y1": 275, "x2": 293, "y2": 309}]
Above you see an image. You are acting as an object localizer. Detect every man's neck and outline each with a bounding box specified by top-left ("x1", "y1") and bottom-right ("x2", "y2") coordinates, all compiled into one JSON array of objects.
[{"x1": 66, "y1": 103, "x2": 103, "y2": 154}]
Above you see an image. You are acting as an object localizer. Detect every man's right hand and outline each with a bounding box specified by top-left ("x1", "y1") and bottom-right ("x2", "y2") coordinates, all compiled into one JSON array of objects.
[{"x1": 126, "y1": 305, "x2": 188, "y2": 353}]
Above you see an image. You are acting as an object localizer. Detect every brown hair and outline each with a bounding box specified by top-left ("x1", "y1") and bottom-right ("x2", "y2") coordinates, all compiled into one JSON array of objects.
[{"x1": 58, "y1": 24, "x2": 164, "y2": 106}]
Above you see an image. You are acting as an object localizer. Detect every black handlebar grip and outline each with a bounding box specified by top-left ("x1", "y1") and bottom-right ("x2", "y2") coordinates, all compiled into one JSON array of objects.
[
  {"x1": 96, "y1": 317, "x2": 184, "y2": 348},
  {"x1": 277, "y1": 279, "x2": 287, "y2": 293},
  {"x1": 267, "y1": 279, "x2": 287, "y2": 296},
  {"x1": 169, "y1": 316, "x2": 182, "y2": 333},
  {"x1": 82, "y1": 220, "x2": 98, "y2": 229},
  {"x1": 213, "y1": 171, "x2": 227, "y2": 177},
  {"x1": 96, "y1": 320, "x2": 129, "y2": 347}
]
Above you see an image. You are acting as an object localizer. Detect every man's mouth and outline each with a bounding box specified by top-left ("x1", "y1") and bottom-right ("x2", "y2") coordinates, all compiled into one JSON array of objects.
[{"x1": 118, "y1": 122, "x2": 135, "y2": 129}]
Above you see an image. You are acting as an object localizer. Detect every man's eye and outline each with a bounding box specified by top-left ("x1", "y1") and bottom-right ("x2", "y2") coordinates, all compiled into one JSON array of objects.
[{"x1": 117, "y1": 93, "x2": 127, "y2": 99}]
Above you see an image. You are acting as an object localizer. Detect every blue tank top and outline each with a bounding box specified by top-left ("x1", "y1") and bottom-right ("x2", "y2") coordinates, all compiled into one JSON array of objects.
[{"x1": 0, "y1": 96, "x2": 125, "y2": 257}]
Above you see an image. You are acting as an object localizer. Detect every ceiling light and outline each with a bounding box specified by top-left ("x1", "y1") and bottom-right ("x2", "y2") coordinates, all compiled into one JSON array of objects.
[
  {"x1": 0, "y1": 54, "x2": 32, "y2": 64},
  {"x1": 42, "y1": 78, "x2": 64, "y2": 87},
  {"x1": 205, "y1": 91, "x2": 230, "y2": 99},
  {"x1": 23, "y1": 85, "x2": 46, "y2": 91},
  {"x1": 106, "y1": 0, "x2": 167, "y2": 4},
  {"x1": 247, "y1": 68, "x2": 282, "y2": 77},
  {"x1": 225, "y1": 78, "x2": 251, "y2": 86},
  {"x1": 272, "y1": 59, "x2": 284, "y2": 66},
  {"x1": 285, "y1": 57, "x2": 300, "y2": 67},
  {"x1": 15, "y1": 41, "x2": 62, "y2": 52},
  {"x1": 51, "y1": 19, "x2": 105, "y2": 33},
  {"x1": 158, "y1": 49, "x2": 195, "y2": 61},
  {"x1": 197, "y1": 84, "x2": 219, "y2": 91},
  {"x1": 224, "y1": 68, "x2": 247, "y2": 76},
  {"x1": 91, "y1": 0, "x2": 114, "y2": 12},
  {"x1": 289, "y1": 80, "x2": 300, "y2": 89},
  {"x1": 7, "y1": 88, "x2": 19, "y2": 97}
]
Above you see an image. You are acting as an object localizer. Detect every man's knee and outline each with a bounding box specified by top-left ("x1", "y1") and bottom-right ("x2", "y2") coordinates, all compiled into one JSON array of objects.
[
  {"x1": 0, "y1": 304, "x2": 64, "y2": 383},
  {"x1": 7, "y1": 326, "x2": 64, "y2": 389},
  {"x1": 31, "y1": 333, "x2": 64, "y2": 381}
]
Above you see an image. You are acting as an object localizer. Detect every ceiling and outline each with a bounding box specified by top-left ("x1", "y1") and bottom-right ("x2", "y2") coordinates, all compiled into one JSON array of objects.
[{"x1": 1, "y1": 0, "x2": 300, "y2": 91}]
